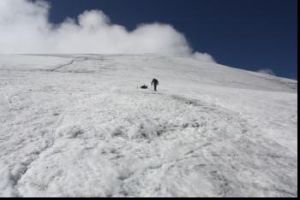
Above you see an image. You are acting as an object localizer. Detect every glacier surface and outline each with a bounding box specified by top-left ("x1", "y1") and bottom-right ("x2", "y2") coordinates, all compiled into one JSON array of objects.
[{"x1": 0, "y1": 54, "x2": 297, "y2": 197}]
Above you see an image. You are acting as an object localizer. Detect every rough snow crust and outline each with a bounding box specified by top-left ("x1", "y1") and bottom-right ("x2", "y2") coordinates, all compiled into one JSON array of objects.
[{"x1": 0, "y1": 54, "x2": 297, "y2": 197}]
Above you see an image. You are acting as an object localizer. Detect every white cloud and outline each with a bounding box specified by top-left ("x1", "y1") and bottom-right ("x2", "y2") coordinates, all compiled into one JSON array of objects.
[
  {"x1": 257, "y1": 68, "x2": 276, "y2": 76},
  {"x1": 193, "y1": 52, "x2": 216, "y2": 63},
  {"x1": 0, "y1": 0, "x2": 215, "y2": 62}
]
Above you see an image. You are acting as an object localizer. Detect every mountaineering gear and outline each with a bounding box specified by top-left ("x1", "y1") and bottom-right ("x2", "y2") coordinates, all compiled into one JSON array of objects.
[{"x1": 140, "y1": 85, "x2": 148, "y2": 89}]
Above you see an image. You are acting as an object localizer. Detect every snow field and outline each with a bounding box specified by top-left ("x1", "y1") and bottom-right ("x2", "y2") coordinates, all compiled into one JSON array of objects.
[{"x1": 0, "y1": 54, "x2": 297, "y2": 197}]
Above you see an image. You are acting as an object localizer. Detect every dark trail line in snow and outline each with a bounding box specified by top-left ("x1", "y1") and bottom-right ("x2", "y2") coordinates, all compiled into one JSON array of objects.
[{"x1": 46, "y1": 57, "x2": 88, "y2": 72}]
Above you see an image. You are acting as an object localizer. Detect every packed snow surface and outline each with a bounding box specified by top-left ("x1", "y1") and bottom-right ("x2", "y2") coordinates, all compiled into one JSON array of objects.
[{"x1": 0, "y1": 54, "x2": 297, "y2": 197}]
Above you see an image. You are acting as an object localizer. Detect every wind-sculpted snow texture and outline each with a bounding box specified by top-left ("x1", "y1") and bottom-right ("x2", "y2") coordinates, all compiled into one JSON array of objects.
[{"x1": 0, "y1": 54, "x2": 297, "y2": 197}]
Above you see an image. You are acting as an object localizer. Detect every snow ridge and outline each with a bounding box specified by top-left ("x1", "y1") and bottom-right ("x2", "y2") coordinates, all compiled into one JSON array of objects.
[{"x1": 0, "y1": 54, "x2": 297, "y2": 197}]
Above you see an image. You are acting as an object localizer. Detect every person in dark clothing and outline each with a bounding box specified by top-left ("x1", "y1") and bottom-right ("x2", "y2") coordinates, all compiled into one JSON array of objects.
[{"x1": 151, "y1": 78, "x2": 159, "y2": 91}]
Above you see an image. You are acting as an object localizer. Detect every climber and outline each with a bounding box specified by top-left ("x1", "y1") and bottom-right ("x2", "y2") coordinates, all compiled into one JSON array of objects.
[{"x1": 151, "y1": 78, "x2": 159, "y2": 91}]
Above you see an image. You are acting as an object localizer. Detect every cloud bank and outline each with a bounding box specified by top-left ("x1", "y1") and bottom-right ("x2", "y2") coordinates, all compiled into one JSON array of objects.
[
  {"x1": 0, "y1": 0, "x2": 215, "y2": 62},
  {"x1": 257, "y1": 68, "x2": 276, "y2": 76}
]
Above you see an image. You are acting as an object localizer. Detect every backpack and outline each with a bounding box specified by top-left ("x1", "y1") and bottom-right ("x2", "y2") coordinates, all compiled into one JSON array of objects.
[
  {"x1": 152, "y1": 79, "x2": 159, "y2": 85},
  {"x1": 140, "y1": 85, "x2": 148, "y2": 89}
]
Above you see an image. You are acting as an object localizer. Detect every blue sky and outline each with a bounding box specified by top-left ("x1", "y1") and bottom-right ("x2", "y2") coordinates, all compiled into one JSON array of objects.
[{"x1": 47, "y1": 0, "x2": 297, "y2": 79}]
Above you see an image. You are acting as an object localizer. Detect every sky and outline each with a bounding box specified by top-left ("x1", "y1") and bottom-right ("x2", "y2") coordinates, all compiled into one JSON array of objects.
[{"x1": 0, "y1": 0, "x2": 297, "y2": 79}]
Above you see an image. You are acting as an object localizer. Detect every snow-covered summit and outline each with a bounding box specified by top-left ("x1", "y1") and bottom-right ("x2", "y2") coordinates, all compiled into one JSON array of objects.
[{"x1": 0, "y1": 54, "x2": 297, "y2": 197}]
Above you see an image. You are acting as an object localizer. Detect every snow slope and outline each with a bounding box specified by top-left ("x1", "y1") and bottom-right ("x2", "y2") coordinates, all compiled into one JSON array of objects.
[{"x1": 0, "y1": 54, "x2": 297, "y2": 197}]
